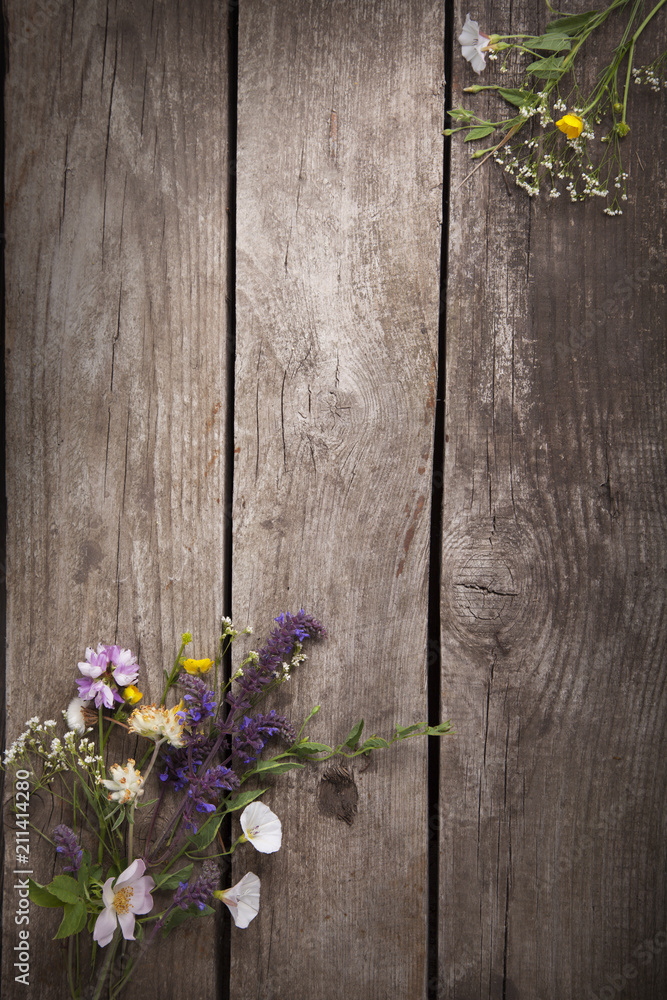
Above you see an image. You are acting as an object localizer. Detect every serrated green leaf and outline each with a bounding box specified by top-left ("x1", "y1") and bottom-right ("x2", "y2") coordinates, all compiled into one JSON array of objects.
[
  {"x1": 465, "y1": 125, "x2": 496, "y2": 142},
  {"x1": 223, "y1": 788, "x2": 267, "y2": 812},
  {"x1": 54, "y1": 900, "x2": 87, "y2": 939},
  {"x1": 344, "y1": 719, "x2": 364, "y2": 749},
  {"x1": 28, "y1": 879, "x2": 63, "y2": 908},
  {"x1": 48, "y1": 875, "x2": 83, "y2": 905},
  {"x1": 155, "y1": 864, "x2": 194, "y2": 891}
]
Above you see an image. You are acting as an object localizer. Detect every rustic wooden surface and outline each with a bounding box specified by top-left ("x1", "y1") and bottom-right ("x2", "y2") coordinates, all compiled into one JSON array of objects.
[
  {"x1": 230, "y1": 1, "x2": 444, "y2": 997},
  {"x1": 2, "y1": 1, "x2": 229, "y2": 997},
  {"x1": 440, "y1": 2, "x2": 667, "y2": 998},
  {"x1": 3, "y1": 1, "x2": 666, "y2": 999}
]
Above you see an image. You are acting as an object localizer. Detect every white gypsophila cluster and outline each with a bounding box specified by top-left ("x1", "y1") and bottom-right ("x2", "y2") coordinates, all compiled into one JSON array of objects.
[{"x1": 632, "y1": 65, "x2": 664, "y2": 92}]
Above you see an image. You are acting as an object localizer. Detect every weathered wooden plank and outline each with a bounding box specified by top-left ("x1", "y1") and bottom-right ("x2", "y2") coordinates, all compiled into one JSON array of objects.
[
  {"x1": 3, "y1": 2, "x2": 229, "y2": 997},
  {"x1": 231, "y1": 1, "x2": 444, "y2": 996},
  {"x1": 440, "y1": 2, "x2": 667, "y2": 998}
]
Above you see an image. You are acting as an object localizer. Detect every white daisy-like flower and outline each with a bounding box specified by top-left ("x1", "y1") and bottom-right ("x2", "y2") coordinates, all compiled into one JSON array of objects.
[
  {"x1": 128, "y1": 702, "x2": 185, "y2": 748},
  {"x1": 214, "y1": 872, "x2": 261, "y2": 928},
  {"x1": 240, "y1": 802, "x2": 282, "y2": 854},
  {"x1": 100, "y1": 759, "x2": 145, "y2": 804},
  {"x1": 458, "y1": 13, "x2": 489, "y2": 75}
]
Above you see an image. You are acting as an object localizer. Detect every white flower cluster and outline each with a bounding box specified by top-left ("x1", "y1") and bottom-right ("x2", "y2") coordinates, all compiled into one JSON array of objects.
[
  {"x1": 632, "y1": 65, "x2": 664, "y2": 92},
  {"x1": 3, "y1": 716, "x2": 104, "y2": 777},
  {"x1": 278, "y1": 646, "x2": 307, "y2": 683}
]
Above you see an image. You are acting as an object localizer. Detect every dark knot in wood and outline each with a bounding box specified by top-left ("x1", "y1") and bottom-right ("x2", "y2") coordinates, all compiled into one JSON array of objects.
[{"x1": 318, "y1": 763, "x2": 358, "y2": 826}]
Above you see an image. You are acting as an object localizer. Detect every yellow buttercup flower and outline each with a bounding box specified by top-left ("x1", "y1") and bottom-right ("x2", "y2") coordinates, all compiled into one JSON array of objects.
[
  {"x1": 182, "y1": 657, "x2": 214, "y2": 675},
  {"x1": 123, "y1": 685, "x2": 143, "y2": 705},
  {"x1": 556, "y1": 114, "x2": 584, "y2": 139}
]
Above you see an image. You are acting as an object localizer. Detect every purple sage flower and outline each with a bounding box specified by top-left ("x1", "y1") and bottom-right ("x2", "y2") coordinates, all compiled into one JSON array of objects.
[
  {"x1": 174, "y1": 860, "x2": 220, "y2": 911},
  {"x1": 53, "y1": 824, "x2": 83, "y2": 873}
]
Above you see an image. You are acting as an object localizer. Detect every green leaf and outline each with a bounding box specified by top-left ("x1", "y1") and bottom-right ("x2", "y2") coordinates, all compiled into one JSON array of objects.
[
  {"x1": 244, "y1": 760, "x2": 305, "y2": 777},
  {"x1": 188, "y1": 813, "x2": 224, "y2": 851},
  {"x1": 294, "y1": 740, "x2": 332, "y2": 754},
  {"x1": 155, "y1": 864, "x2": 194, "y2": 891},
  {"x1": 395, "y1": 724, "x2": 425, "y2": 738},
  {"x1": 222, "y1": 788, "x2": 267, "y2": 812},
  {"x1": 361, "y1": 737, "x2": 391, "y2": 750},
  {"x1": 344, "y1": 719, "x2": 364, "y2": 749},
  {"x1": 545, "y1": 11, "x2": 599, "y2": 35},
  {"x1": 522, "y1": 33, "x2": 572, "y2": 51},
  {"x1": 161, "y1": 903, "x2": 214, "y2": 936},
  {"x1": 464, "y1": 125, "x2": 496, "y2": 142},
  {"x1": 47, "y1": 875, "x2": 83, "y2": 905},
  {"x1": 425, "y1": 722, "x2": 454, "y2": 736},
  {"x1": 497, "y1": 88, "x2": 537, "y2": 108},
  {"x1": 28, "y1": 879, "x2": 63, "y2": 908},
  {"x1": 525, "y1": 55, "x2": 566, "y2": 80},
  {"x1": 54, "y1": 900, "x2": 87, "y2": 939}
]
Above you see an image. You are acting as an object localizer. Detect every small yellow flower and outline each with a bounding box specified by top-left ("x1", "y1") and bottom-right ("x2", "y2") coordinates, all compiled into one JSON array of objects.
[
  {"x1": 123, "y1": 685, "x2": 143, "y2": 705},
  {"x1": 182, "y1": 657, "x2": 214, "y2": 675},
  {"x1": 556, "y1": 114, "x2": 584, "y2": 139}
]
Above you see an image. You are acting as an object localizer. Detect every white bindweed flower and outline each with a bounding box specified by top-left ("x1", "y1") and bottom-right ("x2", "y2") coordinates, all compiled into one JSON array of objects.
[
  {"x1": 240, "y1": 802, "x2": 282, "y2": 854},
  {"x1": 93, "y1": 859, "x2": 155, "y2": 947},
  {"x1": 458, "y1": 13, "x2": 489, "y2": 74},
  {"x1": 214, "y1": 872, "x2": 261, "y2": 928},
  {"x1": 100, "y1": 759, "x2": 145, "y2": 804}
]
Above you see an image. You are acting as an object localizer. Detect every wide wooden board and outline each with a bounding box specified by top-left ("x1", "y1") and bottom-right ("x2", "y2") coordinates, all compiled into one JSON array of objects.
[
  {"x1": 2, "y1": 2, "x2": 229, "y2": 997},
  {"x1": 230, "y1": 1, "x2": 444, "y2": 997},
  {"x1": 440, "y1": 3, "x2": 667, "y2": 998}
]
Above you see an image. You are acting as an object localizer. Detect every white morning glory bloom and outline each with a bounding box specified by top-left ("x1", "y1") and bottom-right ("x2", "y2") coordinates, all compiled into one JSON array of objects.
[
  {"x1": 214, "y1": 872, "x2": 261, "y2": 928},
  {"x1": 240, "y1": 802, "x2": 282, "y2": 854},
  {"x1": 459, "y1": 13, "x2": 489, "y2": 74}
]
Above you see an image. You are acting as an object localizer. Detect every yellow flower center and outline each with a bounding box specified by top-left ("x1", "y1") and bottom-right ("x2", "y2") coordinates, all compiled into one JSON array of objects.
[{"x1": 113, "y1": 886, "x2": 134, "y2": 915}]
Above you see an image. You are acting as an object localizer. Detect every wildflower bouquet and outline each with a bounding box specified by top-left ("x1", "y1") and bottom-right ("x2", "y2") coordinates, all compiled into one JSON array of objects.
[
  {"x1": 3, "y1": 611, "x2": 451, "y2": 1000},
  {"x1": 448, "y1": 1, "x2": 666, "y2": 214}
]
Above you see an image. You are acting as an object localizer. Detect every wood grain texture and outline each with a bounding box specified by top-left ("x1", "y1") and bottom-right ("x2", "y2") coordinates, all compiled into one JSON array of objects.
[
  {"x1": 439, "y1": 3, "x2": 667, "y2": 998},
  {"x1": 2, "y1": 2, "x2": 229, "y2": 997},
  {"x1": 230, "y1": 1, "x2": 444, "y2": 997}
]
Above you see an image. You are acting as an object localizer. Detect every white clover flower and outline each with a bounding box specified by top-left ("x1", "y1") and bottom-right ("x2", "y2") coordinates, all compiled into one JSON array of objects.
[
  {"x1": 458, "y1": 13, "x2": 489, "y2": 75},
  {"x1": 240, "y1": 802, "x2": 282, "y2": 854},
  {"x1": 214, "y1": 872, "x2": 261, "y2": 928},
  {"x1": 100, "y1": 759, "x2": 145, "y2": 804}
]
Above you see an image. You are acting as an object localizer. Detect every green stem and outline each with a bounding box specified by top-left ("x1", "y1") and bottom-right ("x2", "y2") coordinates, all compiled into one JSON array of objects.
[
  {"x1": 90, "y1": 929, "x2": 121, "y2": 1000},
  {"x1": 622, "y1": 0, "x2": 667, "y2": 122},
  {"x1": 161, "y1": 640, "x2": 188, "y2": 706}
]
